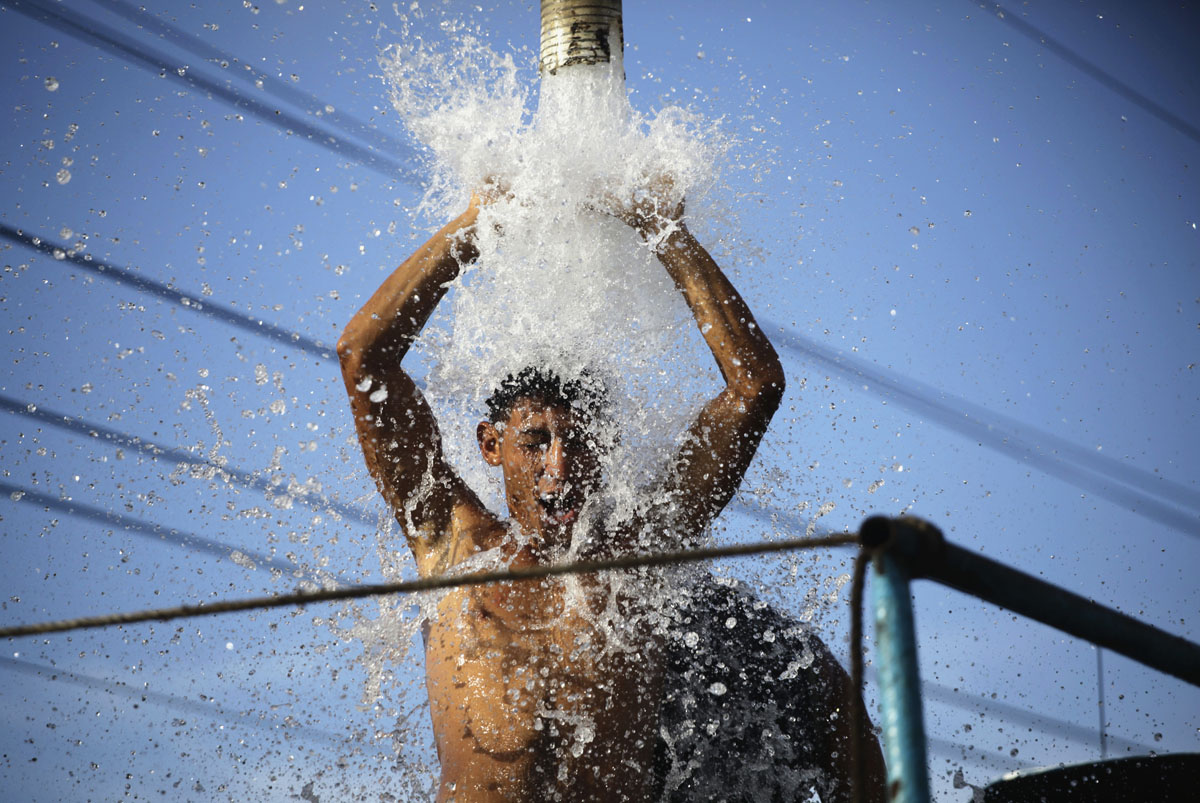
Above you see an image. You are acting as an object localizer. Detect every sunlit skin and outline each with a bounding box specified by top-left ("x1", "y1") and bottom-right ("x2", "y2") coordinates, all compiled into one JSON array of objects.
[
  {"x1": 476, "y1": 399, "x2": 603, "y2": 554},
  {"x1": 338, "y1": 182, "x2": 886, "y2": 801}
]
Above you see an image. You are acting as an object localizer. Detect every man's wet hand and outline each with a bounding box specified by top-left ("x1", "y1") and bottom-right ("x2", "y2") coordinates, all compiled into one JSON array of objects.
[
  {"x1": 469, "y1": 176, "x2": 512, "y2": 210},
  {"x1": 594, "y1": 176, "x2": 686, "y2": 246}
]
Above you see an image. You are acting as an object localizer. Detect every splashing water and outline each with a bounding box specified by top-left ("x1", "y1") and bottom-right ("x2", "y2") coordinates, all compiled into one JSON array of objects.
[
  {"x1": 334, "y1": 17, "x2": 846, "y2": 799},
  {"x1": 380, "y1": 31, "x2": 732, "y2": 512}
]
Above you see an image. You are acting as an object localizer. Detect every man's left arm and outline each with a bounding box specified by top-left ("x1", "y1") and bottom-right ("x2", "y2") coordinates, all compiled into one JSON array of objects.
[{"x1": 634, "y1": 206, "x2": 786, "y2": 537}]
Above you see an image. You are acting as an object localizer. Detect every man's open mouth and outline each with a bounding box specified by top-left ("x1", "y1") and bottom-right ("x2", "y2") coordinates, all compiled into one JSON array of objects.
[{"x1": 538, "y1": 493, "x2": 580, "y2": 526}]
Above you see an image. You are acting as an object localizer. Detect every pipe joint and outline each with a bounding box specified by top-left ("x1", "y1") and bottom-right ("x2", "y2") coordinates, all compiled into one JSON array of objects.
[{"x1": 860, "y1": 515, "x2": 946, "y2": 578}]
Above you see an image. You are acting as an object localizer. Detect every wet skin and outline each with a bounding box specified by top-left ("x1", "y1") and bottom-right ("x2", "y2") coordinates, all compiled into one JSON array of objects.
[
  {"x1": 423, "y1": 398, "x2": 659, "y2": 801},
  {"x1": 475, "y1": 398, "x2": 604, "y2": 554},
  {"x1": 337, "y1": 188, "x2": 885, "y2": 800}
]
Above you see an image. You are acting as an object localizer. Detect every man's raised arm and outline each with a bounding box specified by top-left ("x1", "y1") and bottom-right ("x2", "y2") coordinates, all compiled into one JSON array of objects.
[
  {"x1": 620, "y1": 194, "x2": 786, "y2": 537},
  {"x1": 337, "y1": 194, "x2": 493, "y2": 573}
]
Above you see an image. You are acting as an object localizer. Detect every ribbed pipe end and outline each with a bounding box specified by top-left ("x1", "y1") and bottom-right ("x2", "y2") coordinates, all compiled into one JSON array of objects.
[{"x1": 539, "y1": 0, "x2": 623, "y2": 74}]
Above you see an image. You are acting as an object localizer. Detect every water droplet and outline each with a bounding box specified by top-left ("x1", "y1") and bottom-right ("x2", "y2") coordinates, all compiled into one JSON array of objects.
[
  {"x1": 708, "y1": 682, "x2": 727, "y2": 696},
  {"x1": 44, "y1": 76, "x2": 59, "y2": 92}
]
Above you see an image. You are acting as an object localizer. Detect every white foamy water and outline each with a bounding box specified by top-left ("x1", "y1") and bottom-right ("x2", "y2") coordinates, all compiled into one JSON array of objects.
[{"x1": 380, "y1": 32, "x2": 732, "y2": 516}]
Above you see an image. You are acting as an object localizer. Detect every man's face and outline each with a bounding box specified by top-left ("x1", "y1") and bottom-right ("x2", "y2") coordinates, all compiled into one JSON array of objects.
[{"x1": 477, "y1": 396, "x2": 604, "y2": 542}]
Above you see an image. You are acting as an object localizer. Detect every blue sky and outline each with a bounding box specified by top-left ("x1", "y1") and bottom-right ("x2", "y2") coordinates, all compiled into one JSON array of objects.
[{"x1": 1, "y1": 1, "x2": 1197, "y2": 799}]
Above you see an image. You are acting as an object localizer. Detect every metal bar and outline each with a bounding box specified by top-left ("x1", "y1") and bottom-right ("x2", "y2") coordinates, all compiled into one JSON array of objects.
[
  {"x1": 863, "y1": 516, "x2": 1200, "y2": 687},
  {"x1": 868, "y1": 534, "x2": 933, "y2": 803},
  {"x1": 1096, "y1": 647, "x2": 1108, "y2": 759},
  {"x1": 860, "y1": 514, "x2": 1200, "y2": 803},
  {"x1": 920, "y1": 535, "x2": 1200, "y2": 688}
]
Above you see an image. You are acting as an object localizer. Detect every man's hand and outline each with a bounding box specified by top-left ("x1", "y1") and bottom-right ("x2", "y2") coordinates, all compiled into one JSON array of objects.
[
  {"x1": 470, "y1": 175, "x2": 510, "y2": 211},
  {"x1": 595, "y1": 176, "x2": 685, "y2": 246}
]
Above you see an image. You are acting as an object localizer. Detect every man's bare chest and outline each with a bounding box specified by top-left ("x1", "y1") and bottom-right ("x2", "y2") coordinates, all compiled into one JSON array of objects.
[{"x1": 424, "y1": 584, "x2": 654, "y2": 758}]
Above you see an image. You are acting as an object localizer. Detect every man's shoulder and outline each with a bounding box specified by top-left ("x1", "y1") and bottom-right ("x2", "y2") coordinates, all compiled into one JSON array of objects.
[{"x1": 412, "y1": 499, "x2": 505, "y2": 577}]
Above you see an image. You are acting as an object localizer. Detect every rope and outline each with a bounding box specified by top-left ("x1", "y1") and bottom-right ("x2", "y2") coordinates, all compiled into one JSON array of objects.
[{"x1": 0, "y1": 533, "x2": 858, "y2": 639}]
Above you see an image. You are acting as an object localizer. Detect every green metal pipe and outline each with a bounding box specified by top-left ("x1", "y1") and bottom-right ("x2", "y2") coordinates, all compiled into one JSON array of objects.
[{"x1": 865, "y1": 519, "x2": 934, "y2": 803}]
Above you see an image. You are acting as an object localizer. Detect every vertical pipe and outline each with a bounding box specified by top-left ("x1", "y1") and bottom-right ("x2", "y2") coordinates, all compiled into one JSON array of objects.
[
  {"x1": 539, "y1": 0, "x2": 623, "y2": 74},
  {"x1": 1096, "y1": 647, "x2": 1108, "y2": 760},
  {"x1": 872, "y1": 547, "x2": 932, "y2": 803}
]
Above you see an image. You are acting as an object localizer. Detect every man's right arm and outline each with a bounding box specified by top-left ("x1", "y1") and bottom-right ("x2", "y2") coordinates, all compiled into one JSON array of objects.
[{"x1": 337, "y1": 200, "x2": 493, "y2": 573}]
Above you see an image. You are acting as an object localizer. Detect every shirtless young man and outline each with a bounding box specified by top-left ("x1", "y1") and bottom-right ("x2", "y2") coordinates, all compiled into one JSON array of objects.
[{"x1": 338, "y1": 185, "x2": 885, "y2": 801}]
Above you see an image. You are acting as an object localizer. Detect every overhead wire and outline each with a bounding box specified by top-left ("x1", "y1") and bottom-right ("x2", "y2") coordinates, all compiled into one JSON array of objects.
[
  {"x1": 0, "y1": 655, "x2": 348, "y2": 748},
  {"x1": 0, "y1": 478, "x2": 351, "y2": 587},
  {"x1": 92, "y1": 0, "x2": 416, "y2": 162},
  {"x1": 767, "y1": 325, "x2": 1200, "y2": 537},
  {"x1": 0, "y1": 392, "x2": 376, "y2": 528},
  {"x1": 0, "y1": 223, "x2": 334, "y2": 361},
  {"x1": 4, "y1": 0, "x2": 420, "y2": 184},
  {"x1": 972, "y1": 1, "x2": 1200, "y2": 145}
]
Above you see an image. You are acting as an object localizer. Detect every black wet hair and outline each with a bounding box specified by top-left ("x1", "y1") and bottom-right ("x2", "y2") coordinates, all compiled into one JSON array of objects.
[{"x1": 484, "y1": 365, "x2": 610, "y2": 426}]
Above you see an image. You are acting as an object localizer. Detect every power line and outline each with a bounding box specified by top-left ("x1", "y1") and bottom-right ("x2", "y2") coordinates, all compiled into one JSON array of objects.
[
  {"x1": 875, "y1": 667, "x2": 1152, "y2": 757},
  {"x1": 0, "y1": 223, "x2": 335, "y2": 361},
  {"x1": 0, "y1": 478, "x2": 349, "y2": 586},
  {"x1": 92, "y1": 0, "x2": 415, "y2": 162},
  {"x1": 4, "y1": 0, "x2": 420, "y2": 184},
  {"x1": 767, "y1": 324, "x2": 1200, "y2": 537},
  {"x1": 0, "y1": 392, "x2": 376, "y2": 527},
  {"x1": 0, "y1": 656, "x2": 348, "y2": 747},
  {"x1": 0, "y1": 532, "x2": 858, "y2": 638},
  {"x1": 972, "y1": 2, "x2": 1200, "y2": 145}
]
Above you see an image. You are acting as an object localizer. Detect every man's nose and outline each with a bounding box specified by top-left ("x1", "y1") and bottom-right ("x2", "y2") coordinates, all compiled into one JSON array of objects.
[{"x1": 543, "y1": 437, "x2": 568, "y2": 480}]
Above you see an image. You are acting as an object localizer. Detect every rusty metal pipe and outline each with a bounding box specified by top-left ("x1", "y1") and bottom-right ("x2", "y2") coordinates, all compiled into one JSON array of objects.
[{"x1": 539, "y1": 0, "x2": 623, "y2": 74}]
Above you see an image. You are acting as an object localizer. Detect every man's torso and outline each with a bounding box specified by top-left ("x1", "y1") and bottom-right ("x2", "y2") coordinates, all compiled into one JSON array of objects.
[{"x1": 422, "y1": 515, "x2": 663, "y2": 801}]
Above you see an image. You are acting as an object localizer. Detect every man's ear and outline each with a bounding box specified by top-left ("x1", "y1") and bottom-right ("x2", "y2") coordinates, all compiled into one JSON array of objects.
[{"x1": 477, "y1": 420, "x2": 503, "y2": 467}]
